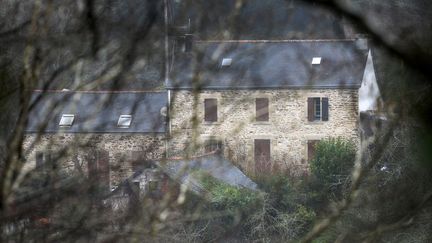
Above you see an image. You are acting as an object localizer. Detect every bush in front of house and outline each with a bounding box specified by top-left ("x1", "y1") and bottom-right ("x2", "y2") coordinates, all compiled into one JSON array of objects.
[
  {"x1": 187, "y1": 172, "x2": 319, "y2": 241},
  {"x1": 310, "y1": 137, "x2": 356, "y2": 198}
]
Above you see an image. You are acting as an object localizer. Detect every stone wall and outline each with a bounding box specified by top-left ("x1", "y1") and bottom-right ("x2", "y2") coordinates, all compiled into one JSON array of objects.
[
  {"x1": 169, "y1": 89, "x2": 359, "y2": 175},
  {"x1": 23, "y1": 133, "x2": 166, "y2": 189}
]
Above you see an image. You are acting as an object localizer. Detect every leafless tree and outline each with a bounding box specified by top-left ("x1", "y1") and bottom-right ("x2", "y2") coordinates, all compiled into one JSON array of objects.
[{"x1": 0, "y1": 0, "x2": 431, "y2": 242}]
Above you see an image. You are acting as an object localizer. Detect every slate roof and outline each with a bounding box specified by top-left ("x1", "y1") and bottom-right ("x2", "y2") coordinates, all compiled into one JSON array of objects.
[
  {"x1": 109, "y1": 153, "x2": 258, "y2": 198},
  {"x1": 26, "y1": 91, "x2": 167, "y2": 133},
  {"x1": 171, "y1": 0, "x2": 347, "y2": 39},
  {"x1": 168, "y1": 40, "x2": 369, "y2": 89},
  {"x1": 155, "y1": 153, "x2": 258, "y2": 193}
]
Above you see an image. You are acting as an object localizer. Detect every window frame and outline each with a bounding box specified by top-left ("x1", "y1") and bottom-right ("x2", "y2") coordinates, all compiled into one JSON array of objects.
[
  {"x1": 307, "y1": 97, "x2": 329, "y2": 122},
  {"x1": 313, "y1": 97, "x2": 321, "y2": 121},
  {"x1": 311, "y1": 57, "x2": 322, "y2": 65},
  {"x1": 59, "y1": 114, "x2": 75, "y2": 127},
  {"x1": 117, "y1": 115, "x2": 132, "y2": 128}
]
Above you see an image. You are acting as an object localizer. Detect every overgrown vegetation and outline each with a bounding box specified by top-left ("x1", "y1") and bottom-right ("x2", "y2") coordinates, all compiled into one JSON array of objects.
[
  {"x1": 183, "y1": 137, "x2": 422, "y2": 242},
  {"x1": 200, "y1": 174, "x2": 262, "y2": 213},
  {"x1": 190, "y1": 171, "x2": 320, "y2": 241},
  {"x1": 2, "y1": 0, "x2": 432, "y2": 242},
  {"x1": 310, "y1": 138, "x2": 356, "y2": 199}
]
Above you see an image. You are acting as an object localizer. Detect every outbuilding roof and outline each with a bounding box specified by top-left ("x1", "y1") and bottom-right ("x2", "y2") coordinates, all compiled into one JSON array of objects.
[
  {"x1": 155, "y1": 153, "x2": 258, "y2": 193},
  {"x1": 168, "y1": 39, "x2": 369, "y2": 89},
  {"x1": 25, "y1": 91, "x2": 167, "y2": 133}
]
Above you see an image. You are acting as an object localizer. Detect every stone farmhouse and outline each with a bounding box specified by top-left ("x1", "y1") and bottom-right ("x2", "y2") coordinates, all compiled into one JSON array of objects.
[
  {"x1": 23, "y1": 38, "x2": 378, "y2": 189},
  {"x1": 23, "y1": 91, "x2": 168, "y2": 189},
  {"x1": 167, "y1": 39, "x2": 372, "y2": 175}
]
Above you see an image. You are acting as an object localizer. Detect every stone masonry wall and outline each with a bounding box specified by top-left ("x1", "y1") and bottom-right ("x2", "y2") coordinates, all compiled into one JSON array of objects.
[
  {"x1": 169, "y1": 89, "x2": 359, "y2": 175},
  {"x1": 23, "y1": 133, "x2": 166, "y2": 189}
]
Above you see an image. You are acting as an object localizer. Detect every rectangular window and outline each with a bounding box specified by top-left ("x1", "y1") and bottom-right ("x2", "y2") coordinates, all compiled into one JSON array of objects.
[
  {"x1": 204, "y1": 98, "x2": 218, "y2": 122},
  {"x1": 254, "y1": 139, "x2": 271, "y2": 174},
  {"x1": 308, "y1": 97, "x2": 329, "y2": 121},
  {"x1": 314, "y1": 98, "x2": 321, "y2": 120},
  {"x1": 256, "y1": 98, "x2": 269, "y2": 122},
  {"x1": 35, "y1": 151, "x2": 55, "y2": 170}
]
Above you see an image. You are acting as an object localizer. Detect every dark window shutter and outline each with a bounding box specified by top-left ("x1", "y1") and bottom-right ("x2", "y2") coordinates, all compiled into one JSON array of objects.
[
  {"x1": 322, "y1": 97, "x2": 329, "y2": 121},
  {"x1": 88, "y1": 150, "x2": 110, "y2": 193},
  {"x1": 307, "y1": 98, "x2": 314, "y2": 121},
  {"x1": 308, "y1": 140, "x2": 319, "y2": 162},
  {"x1": 204, "y1": 99, "x2": 217, "y2": 122},
  {"x1": 97, "y1": 150, "x2": 110, "y2": 192},
  {"x1": 256, "y1": 98, "x2": 269, "y2": 121},
  {"x1": 36, "y1": 152, "x2": 44, "y2": 168}
]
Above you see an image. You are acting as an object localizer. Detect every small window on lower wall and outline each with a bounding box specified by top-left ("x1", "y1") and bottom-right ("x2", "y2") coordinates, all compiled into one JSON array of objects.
[
  {"x1": 35, "y1": 151, "x2": 54, "y2": 170},
  {"x1": 205, "y1": 140, "x2": 223, "y2": 153},
  {"x1": 254, "y1": 139, "x2": 271, "y2": 174},
  {"x1": 308, "y1": 140, "x2": 320, "y2": 162}
]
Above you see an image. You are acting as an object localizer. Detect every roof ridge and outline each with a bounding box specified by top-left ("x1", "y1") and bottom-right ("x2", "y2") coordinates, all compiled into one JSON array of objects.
[
  {"x1": 32, "y1": 89, "x2": 166, "y2": 93},
  {"x1": 195, "y1": 38, "x2": 359, "y2": 43}
]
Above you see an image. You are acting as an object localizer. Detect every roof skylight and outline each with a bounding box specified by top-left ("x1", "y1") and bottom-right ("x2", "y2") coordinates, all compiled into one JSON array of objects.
[
  {"x1": 117, "y1": 115, "x2": 132, "y2": 128},
  {"x1": 59, "y1": 114, "x2": 75, "y2": 127},
  {"x1": 221, "y1": 58, "x2": 232, "y2": 67},
  {"x1": 312, "y1": 57, "x2": 322, "y2": 65}
]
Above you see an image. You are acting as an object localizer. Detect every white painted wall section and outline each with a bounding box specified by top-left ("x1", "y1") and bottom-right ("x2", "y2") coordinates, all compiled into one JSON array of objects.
[{"x1": 359, "y1": 49, "x2": 382, "y2": 112}]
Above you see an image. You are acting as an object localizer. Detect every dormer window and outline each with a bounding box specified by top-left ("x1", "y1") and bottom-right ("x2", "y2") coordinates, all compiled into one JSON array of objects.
[
  {"x1": 221, "y1": 58, "x2": 232, "y2": 67},
  {"x1": 118, "y1": 115, "x2": 132, "y2": 128},
  {"x1": 59, "y1": 114, "x2": 75, "y2": 127},
  {"x1": 311, "y1": 57, "x2": 322, "y2": 65}
]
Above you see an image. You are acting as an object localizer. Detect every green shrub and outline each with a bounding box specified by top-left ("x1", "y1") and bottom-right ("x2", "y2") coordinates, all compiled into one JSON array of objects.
[
  {"x1": 199, "y1": 174, "x2": 263, "y2": 213},
  {"x1": 256, "y1": 174, "x2": 295, "y2": 210},
  {"x1": 310, "y1": 137, "x2": 356, "y2": 187}
]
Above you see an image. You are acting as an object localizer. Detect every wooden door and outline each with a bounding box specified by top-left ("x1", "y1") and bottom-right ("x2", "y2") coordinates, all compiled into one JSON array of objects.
[{"x1": 254, "y1": 139, "x2": 271, "y2": 174}]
